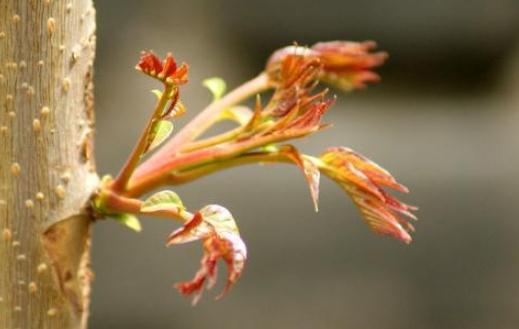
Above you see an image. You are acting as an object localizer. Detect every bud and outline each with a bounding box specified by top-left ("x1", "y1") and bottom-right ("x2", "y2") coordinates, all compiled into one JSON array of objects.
[
  {"x1": 136, "y1": 51, "x2": 189, "y2": 85},
  {"x1": 266, "y1": 41, "x2": 388, "y2": 91}
]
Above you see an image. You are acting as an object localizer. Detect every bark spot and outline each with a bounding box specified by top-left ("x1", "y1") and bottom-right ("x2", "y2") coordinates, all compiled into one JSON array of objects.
[
  {"x1": 32, "y1": 119, "x2": 41, "y2": 132},
  {"x1": 10, "y1": 162, "x2": 21, "y2": 176},
  {"x1": 83, "y1": 67, "x2": 95, "y2": 124},
  {"x1": 41, "y1": 106, "x2": 50, "y2": 116},
  {"x1": 47, "y1": 18, "x2": 56, "y2": 35},
  {"x1": 55, "y1": 185, "x2": 66, "y2": 199},
  {"x1": 62, "y1": 78, "x2": 71, "y2": 92},
  {"x1": 37, "y1": 263, "x2": 48, "y2": 274},
  {"x1": 79, "y1": 135, "x2": 93, "y2": 165},
  {"x1": 28, "y1": 282, "x2": 37, "y2": 294},
  {"x1": 2, "y1": 228, "x2": 12, "y2": 241},
  {"x1": 25, "y1": 199, "x2": 34, "y2": 208},
  {"x1": 47, "y1": 308, "x2": 57, "y2": 317},
  {"x1": 60, "y1": 171, "x2": 72, "y2": 184},
  {"x1": 71, "y1": 45, "x2": 81, "y2": 63},
  {"x1": 64, "y1": 270, "x2": 73, "y2": 281},
  {"x1": 26, "y1": 86, "x2": 35, "y2": 98}
]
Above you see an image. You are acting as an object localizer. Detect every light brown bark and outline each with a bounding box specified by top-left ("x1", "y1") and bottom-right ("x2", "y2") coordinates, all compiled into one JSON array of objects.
[{"x1": 0, "y1": 1, "x2": 98, "y2": 328}]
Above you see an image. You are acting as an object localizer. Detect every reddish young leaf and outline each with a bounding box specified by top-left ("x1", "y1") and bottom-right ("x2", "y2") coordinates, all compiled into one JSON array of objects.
[
  {"x1": 320, "y1": 147, "x2": 416, "y2": 243},
  {"x1": 136, "y1": 51, "x2": 189, "y2": 86},
  {"x1": 99, "y1": 41, "x2": 417, "y2": 307},
  {"x1": 159, "y1": 53, "x2": 178, "y2": 79},
  {"x1": 280, "y1": 145, "x2": 321, "y2": 211},
  {"x1": 323, "y1": 147, "x2": 409, "y2": 192},
  {"x1": 167, "y1": 63, "x2": 189, "y2": 85},
  {"x1": 267, "y1": 41, "x2": 387, "y2": 91},
  {"x1": 167, "y1": 205, "x2": 247, "y2": 305},
  {"x1": 137, "y1": 51, "x2": 163, "y2": 76},
  {"x1": 238, "y1": 56, "x2": 335, "y2": 145},
  {"x1": 282, "y1": 96, "x2": 334, "y2": 134}
]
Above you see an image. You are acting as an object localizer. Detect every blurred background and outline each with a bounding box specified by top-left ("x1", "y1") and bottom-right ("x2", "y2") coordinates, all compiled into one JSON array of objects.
[{"x1": 91, "y1": 1, "x2": 519, "y2": 328}]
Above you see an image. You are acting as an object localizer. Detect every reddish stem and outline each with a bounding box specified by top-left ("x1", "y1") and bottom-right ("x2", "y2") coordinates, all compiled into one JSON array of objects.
[
  {"x1": 164, "y1": 72, "x2": 269, "y2": 152},
  {"x1": 126, "y1": 127, "x2": 313, "y2": 197},
  {"x1": 132, "y1": 73, "x2": 271, "y2": 184}
]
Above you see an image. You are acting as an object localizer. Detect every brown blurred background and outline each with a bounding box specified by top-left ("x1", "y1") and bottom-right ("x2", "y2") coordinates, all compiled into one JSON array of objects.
[{"x1": 91, "y1": 1, "x2": 519, "y2": 328}]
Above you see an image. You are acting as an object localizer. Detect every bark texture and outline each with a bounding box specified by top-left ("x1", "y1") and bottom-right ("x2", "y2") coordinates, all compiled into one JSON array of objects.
[{"x1": 0, "y1": 1, "x2": 98, "y2": 328}]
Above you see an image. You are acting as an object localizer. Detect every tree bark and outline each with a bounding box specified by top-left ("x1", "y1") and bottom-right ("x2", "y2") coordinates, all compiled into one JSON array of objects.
[{"x1": 0, "y1": 1, "x2": 98, "y2": 328}]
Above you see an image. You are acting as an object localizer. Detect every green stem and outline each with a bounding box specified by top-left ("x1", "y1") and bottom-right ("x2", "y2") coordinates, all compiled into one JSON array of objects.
[
  {"x1": 100, "y1": 189, "x2": 193, "y2": 223},
  {"x1": 111, "y1": 85, "x2": 174, "y2": 192},
  {"x1": 180, "y1": 125, "x2": 245, "y2": 153}
]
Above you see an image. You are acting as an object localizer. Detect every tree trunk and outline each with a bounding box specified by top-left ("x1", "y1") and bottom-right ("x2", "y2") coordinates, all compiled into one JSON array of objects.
[{"x1": 0, "y1": 1, "x2": 98, "y2": 328}]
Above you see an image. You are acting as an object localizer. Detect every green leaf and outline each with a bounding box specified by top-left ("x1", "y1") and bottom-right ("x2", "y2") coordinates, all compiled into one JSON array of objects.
[
  {"x1": 260, "y1": 144, "x2": 279, "y2": 153},
  {"x1": 199, "y1": 204, "x2": 239, "y2": 233},
  {"x1": 151, "y1": 89, "x2": 163, "y2": 100},
  {"x1": 167, "y1": 204, "x2": 240, "y2": 246},
  {"x1": 148, "y1": 120, "x2": 174, "y2": 151},
  {"x1": 111, "y1": 213, "x2": 142, "y2": 232},
  {"x1": 203, "y1": 77, "x2": 226, "y2": 101},
  {"x1": 141, "y1": 190, "x2": 184, "y2": 213},
  {"x1": 220, "y1": 106, "x2": 253, "y2": 126}
]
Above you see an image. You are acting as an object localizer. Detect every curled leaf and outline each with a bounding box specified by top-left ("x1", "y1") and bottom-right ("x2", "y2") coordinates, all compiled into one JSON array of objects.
[
  {"x1": 220, "y1": 106, "x2": 254, "y2": 126},
  {"x1": 110, "y1": 213, "x2": 142, "y2": 233},
  {"x1": 162, "y1": 89, "x2": 180, "y2": 119},
  {"x1": 165, "y1": 99, "x2": 186, "y2": 120},
  {"x1": 147, "y1": 120, "x2": 174, "y2": 152},
  {"x1": 151, "y1": 89, "x2": 163, "y2": 100},
  {"x1": 260, "y1": 144, "x2": 279, "y2": 153},
  {"x1": 141, "y1": 190, "x2": 184, "y2": 213},
  {"x1": 203, "y1": 77, "x2": 227, "y2": 101},
  {"x1": 167, "y1": 205, "x2": 246, "y2": 305}
]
